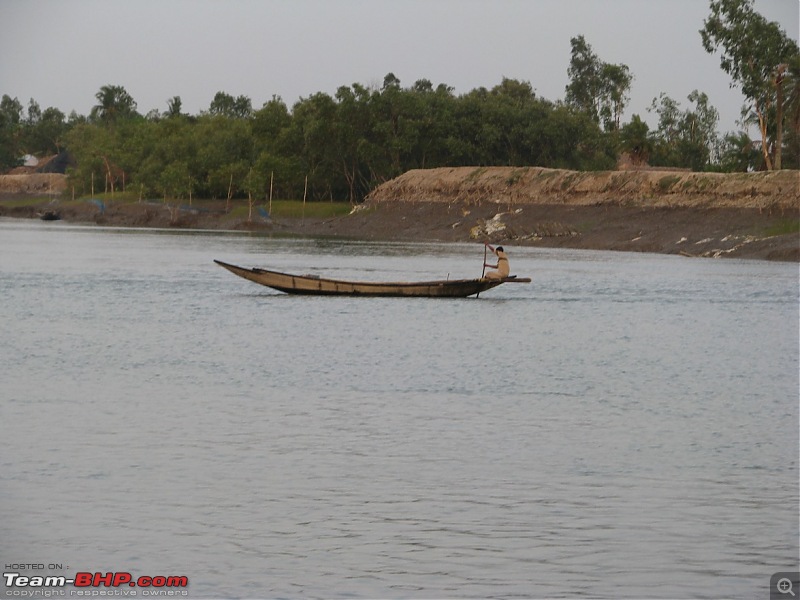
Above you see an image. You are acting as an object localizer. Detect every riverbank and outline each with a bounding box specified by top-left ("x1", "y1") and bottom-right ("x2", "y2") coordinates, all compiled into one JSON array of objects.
[
  {"x1": 357, "y1": 166, "x2": 799, "y2": 261},
  {"x1": 1, "y1": 167, "x2": 797, "y2": 261}
]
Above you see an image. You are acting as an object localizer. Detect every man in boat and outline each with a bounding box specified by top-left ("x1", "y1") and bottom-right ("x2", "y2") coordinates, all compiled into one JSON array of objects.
[{"x1": 483, "y1": 243, "x2": 510, "y2": 280}]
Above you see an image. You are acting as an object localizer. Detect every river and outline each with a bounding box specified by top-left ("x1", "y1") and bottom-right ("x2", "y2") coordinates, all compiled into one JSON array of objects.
[{"x1": 1, "y1": 219, "x2": 797, "y2": 599}]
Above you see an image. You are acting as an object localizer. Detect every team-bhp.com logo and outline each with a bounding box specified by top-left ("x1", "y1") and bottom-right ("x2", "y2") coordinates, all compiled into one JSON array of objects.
[{"x1": 4, "y1": 571, "x2": 188, "y2": 596}]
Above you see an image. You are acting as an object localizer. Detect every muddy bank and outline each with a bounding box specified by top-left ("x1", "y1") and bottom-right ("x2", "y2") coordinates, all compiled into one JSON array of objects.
[
  {"x1": 1, "y1": 167, "x2": 797, "y2": 261},
  {"x1": 304, "y1": 201, "x2": 799, "y2": 261},
  {"x1": 0, "y1": 197, "x2": 269, "y2": 231},
  {"x1": 357, "y1": 166, "x2": 799, "y2": 261}
]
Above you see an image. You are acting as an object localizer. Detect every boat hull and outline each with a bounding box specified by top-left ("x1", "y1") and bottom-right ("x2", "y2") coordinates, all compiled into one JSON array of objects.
[{"x1": 213, "y1": 260, "x2": 526, "y2": 297}]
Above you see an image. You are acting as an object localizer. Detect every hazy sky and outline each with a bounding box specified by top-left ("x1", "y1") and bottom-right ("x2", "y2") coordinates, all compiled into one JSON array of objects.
[{"x1": 1, "y1": 0, "x2": 797, "y2": 134}]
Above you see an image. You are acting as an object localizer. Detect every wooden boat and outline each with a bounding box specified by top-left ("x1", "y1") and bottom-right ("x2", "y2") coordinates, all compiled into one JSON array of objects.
[
  {"x1": 38, "y1": 210, "x2": 61, "y2": 221},
  {"x1": 214, "y1": 260, "x2": 531, "y2": 297}
]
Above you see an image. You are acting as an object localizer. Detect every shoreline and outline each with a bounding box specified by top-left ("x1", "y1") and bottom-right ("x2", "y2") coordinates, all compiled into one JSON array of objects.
[
  {"x1": 1, "y1": 166, "x2": 797, "y2": 261},
  {"x1": 1, "y1": 196, "x2": 797, "y2": 262}
]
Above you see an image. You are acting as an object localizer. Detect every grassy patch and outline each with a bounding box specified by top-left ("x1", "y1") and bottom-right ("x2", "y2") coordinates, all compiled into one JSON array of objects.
[
  {"x1": 224, "y1": 200, "x2": 352, "y2": 219},
  {"x1": 466, "y1": 167, "x2": 488, "y2": 182},
  {"x1": 657, "y1": 175, "x2": 682, "y2": 192},
  {"x1": 82, "y1": 191, "x2": 140, "y2": 202},
  {"x1": 266, "y1": 200, "x2": 353, "y2": 219},
  {"x1": 0, "y1": 196, "x2": 53, "y2": 208},
  {"x1": 66, "y1": 194, "x2": 353, "y2": 219},
  {"x1": 764, "y1": 218, "x2": 800, "y2": 237},
  {"x1": 560, "y1": 172, "x2": 582, "y2": 190},
  {"x1": 681, "y1": 176, "x2": 713, "y2": 192},
  {"x1": 505, "y1": 168, "x2": 528, "y2": 186},
  {"x1": 4, "y1": 193, "x2": 354, "y2": 221},
  {"x1": 604, "y1": 173, "x2": 632, "y2": 192}
]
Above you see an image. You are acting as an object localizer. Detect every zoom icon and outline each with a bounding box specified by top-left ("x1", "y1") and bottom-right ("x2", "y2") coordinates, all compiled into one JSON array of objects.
[{"x1": 772, "y1": 572, "x2": 800, "y2": 600}]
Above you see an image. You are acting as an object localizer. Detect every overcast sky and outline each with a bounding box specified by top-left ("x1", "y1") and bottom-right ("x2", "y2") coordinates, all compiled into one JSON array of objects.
[{"x1": 1, "y1": 0, "x2": 797, "y2": 134}]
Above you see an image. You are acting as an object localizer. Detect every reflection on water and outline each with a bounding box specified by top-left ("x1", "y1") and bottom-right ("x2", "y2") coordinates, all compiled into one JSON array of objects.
[{"x1": 1, "y1": 220, "x2": 797, "y2": 599}]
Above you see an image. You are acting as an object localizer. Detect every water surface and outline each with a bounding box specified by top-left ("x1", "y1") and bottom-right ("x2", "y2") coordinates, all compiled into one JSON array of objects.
[{"x1": 1, "y1": 220, "x2": 797, "y2": 599}]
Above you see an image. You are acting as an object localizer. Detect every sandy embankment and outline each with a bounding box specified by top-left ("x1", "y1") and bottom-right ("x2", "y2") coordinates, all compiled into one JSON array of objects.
[
  {"x1": 0, "y1": 173, "x2": 68, "y2": 195},
  {"x1": 369, "y1": 166, "x2": 798, "y2": 210},
  {"x1": 354, "y1": 167, "x2": 800, "y2": 261}
]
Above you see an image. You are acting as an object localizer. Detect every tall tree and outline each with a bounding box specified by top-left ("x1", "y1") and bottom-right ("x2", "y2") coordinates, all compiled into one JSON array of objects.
[
  {"x1": 334, "y1": 84, "x2": 373, "y2": 203},
  {"x1": 566, "y1": 35, "x2": 602, "y2": 119},
  {"x1": 0, "y1": 95, "x2": 24, "y2": 168},
  {"x1": 489, "y1": 78, "x2": 538, "y2": 164},
  {"x1": 25, "y1": 106, "x2": 67, "y2": 155},
  {"x1": 701, "y1": 0, "x2": 799, "y2": 169},
  {"x1": 252, "y1": 95, "x2": 292, "y2": 152},
  {"x1": 599, "y1": 63, "x2": 633, "y2": 132},
  {"x1": 290, "y1": 92, "x2": 338, "y2": 198},
  {"x1": 565, "y1": 35, "x2": 632, "y2": 131},
  {"x1": 209, "y1": 92, "x2": 253, "y2": 119},
  {"x1": 718, "y1": 130, "x2": 761, "y2": 171},
  {"x1": 90, "y1": 85, "x2": 138, "y2": 124},
  {"x1": 166, "y1": 96, "x2": 183, "y2": 118},
  {"x1": 619, "y1": 115, "x2": 652, "y2": 166},
  {"x1": 648, "y1": 91, "x2": 720, "y2": 170},
  {"x1": 0, "y1": 95, "x2": 23, "y2": 128},
  {"x1": 782, "y1": 54, "x2": 800, "y2": 168}
]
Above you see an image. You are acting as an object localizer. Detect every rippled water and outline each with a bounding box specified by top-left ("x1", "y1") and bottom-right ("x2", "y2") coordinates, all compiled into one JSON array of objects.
[{"x1": 1, "y1": 219, "x2": 797, "y2": 599}]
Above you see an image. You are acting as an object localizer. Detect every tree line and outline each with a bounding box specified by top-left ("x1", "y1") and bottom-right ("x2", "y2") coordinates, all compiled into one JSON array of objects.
[{"x1": 0, "y1": 0, "x2": 797, "y2": 204}]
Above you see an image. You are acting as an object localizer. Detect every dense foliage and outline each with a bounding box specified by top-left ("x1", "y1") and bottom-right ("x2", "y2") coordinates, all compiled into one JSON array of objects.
[
  {"x1": 701, "y1": 0, "x2": 800, "y2": 170},
  {"x1": 0, "y1": 77, "x2": 623, "y2": 203},
  {"x1": 1, "y1": 1, "x2": 797, "y2": 203}
]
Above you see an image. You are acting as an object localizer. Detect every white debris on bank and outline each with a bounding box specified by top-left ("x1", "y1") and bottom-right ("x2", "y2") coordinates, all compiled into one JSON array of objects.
[
  {"x1": 349, "y1": 204, "x2": 370, "y2": 214},
  {"x1": 470, "y1": 212, "x2": 508, "y2": 239}
]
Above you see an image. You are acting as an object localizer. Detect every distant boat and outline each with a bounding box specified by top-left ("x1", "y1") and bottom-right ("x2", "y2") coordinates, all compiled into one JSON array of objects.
[
  {"x1": 38, "y1": 210, "x2": 61, "y2": 221},
  {"x1": 214, "y1": 260, "x2": 531, "y2": 298}
]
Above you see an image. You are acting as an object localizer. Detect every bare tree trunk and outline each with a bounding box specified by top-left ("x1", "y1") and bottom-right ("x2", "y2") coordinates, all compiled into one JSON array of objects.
[
  {"x1": 774, "y1": 65, "x2": 788, "y2": 170},
  {"x1": 226, "y1": 173, "x2": 234, "y2": 212},
  {"x1": 268, "y1": 171, "x2": 274, "y2": 215},
  {"x1": 342, "y1": 158, "x2": 356, "y2": 205},
  {"x1": 102, "y1": 156, "x2": 115, "y2": 196},
  {"x1": 302, "y1": 175, "x2": 308, "y2": 220},
  {"x1": 755, "y1": 103, "x2": 774, "y2": 170}
]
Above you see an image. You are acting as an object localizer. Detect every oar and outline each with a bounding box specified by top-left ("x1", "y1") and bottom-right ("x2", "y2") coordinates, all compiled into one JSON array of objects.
[{"x1": 476, "y1": 243, "x2": 488, "y2": 298}]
